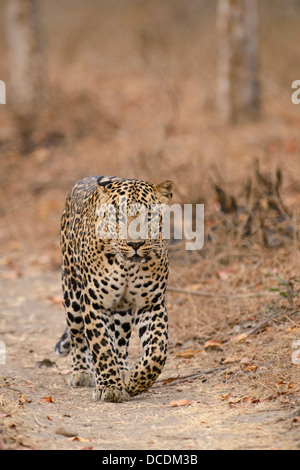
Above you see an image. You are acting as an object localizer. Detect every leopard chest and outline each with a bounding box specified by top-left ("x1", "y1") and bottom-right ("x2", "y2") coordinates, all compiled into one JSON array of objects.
[{"x1": 87, "y1": 258, "x2": 167, "y2": 311}]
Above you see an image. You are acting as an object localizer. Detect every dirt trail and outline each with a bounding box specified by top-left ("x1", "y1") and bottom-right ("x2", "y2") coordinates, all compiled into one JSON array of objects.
[{"x1": 0, "y1": 274, "x2": 299, "y2": 450}]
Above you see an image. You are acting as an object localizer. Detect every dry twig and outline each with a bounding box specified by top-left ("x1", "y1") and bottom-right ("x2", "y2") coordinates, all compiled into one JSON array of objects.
[{"x1": 167, "y1": 286, "x2": 277, "y2": 300}]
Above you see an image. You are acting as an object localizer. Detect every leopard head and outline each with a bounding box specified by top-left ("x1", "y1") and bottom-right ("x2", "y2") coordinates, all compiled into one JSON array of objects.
[{"x1": 95, "y1": 176, "x2": 174, "y2": 261}]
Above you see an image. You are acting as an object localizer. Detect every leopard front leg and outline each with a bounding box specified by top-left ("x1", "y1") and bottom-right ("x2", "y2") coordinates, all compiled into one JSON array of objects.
[
  {"x1": 83, "y1": 302, "x2": 130, "y2": 403},
  {"x1": 125, "y1": 301, "x2": 168, "y2": 397},
  {"x1": 61, "y1": 267, "x2": 95, "y2": 388},
  {"x1": 113, "y1": 310, "x2": 133, "y2": 381}
]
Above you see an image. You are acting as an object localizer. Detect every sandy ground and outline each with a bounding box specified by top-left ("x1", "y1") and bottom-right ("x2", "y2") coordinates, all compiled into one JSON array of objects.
[{"x1": 1, "y1": 273, "x2": 299, "y2": 450}]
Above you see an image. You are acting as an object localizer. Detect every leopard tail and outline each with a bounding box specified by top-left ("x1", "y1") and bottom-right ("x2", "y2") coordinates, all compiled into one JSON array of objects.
[{"x1": 55, "y1": 327, "x2": 71, "y2": 357}]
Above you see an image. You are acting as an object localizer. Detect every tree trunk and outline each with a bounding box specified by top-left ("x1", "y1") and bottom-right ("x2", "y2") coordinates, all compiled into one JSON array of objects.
[
  {"x1": 217, "y1": 0, "x2": 260, "y2": 125},
  {"x1": 6, "y1": 0, "x2": 44, "y2": 143}
]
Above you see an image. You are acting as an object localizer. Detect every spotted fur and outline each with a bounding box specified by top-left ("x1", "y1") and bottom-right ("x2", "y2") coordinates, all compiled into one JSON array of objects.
[{"x1": 55, "y1": 175, "x2": 174, "y2": 402}]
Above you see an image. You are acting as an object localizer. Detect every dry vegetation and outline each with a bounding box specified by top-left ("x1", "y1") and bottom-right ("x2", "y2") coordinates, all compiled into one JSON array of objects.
[{"x1": 0, "y1": 0, "x2": 300, "y2": 450}]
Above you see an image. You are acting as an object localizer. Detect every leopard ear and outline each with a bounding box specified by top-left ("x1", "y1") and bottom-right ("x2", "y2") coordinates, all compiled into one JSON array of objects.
[
  {"x1": 155, "y1": 180, "x2": 174, "y2": 204},
  {"x1": 97, "y1": 176, "x2": 113, "y2": 192}
]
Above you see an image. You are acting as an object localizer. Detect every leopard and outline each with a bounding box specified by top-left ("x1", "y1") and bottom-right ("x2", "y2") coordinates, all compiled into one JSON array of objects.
[{"x1": 55, "y1": 175, "x2": 174, "y2": 402}]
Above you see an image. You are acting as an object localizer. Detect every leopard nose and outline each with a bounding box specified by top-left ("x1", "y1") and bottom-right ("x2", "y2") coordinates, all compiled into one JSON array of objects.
[{"x1": 127, "y1": 240, "x2": 145, "y2": 250}]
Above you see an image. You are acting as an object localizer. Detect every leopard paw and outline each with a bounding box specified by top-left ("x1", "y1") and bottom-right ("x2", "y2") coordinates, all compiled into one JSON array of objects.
[
  {"x1": 92, "y1": 386, "x2": 130, "y2": 403},
  {"x1": 69, "y1": 371, "x2": 96, "y2": 388}
]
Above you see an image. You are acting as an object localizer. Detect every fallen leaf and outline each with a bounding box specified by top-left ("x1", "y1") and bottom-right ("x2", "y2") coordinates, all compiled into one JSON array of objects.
[
  {"x1": 40, "y1": 396, "x2": 54, "y2": 404},
  {"x1": 280, "y1": 386, "x2": 299, "y2": 396},
  {"x1": 275, "y1": 381, "x2": 299, "y2": 396},
  {"x1": 251, "y1": 397, "x2": 260, "y2": 404},
  {"x1": 241, "y1": 396, "x2": 250, "y2": 403},
  {"x1": 276, "y1": 380, "x2": 287, "y2": 386},
  {"x1": 170, "y1": 399, "x2": 192, "y2": 407},
  {"x1": 162, "y1": 376, "x2": 179, "y2": 385},
  {"x1": 0, "y1": 413, "x2": 11, "y2": 419},
  {"x1": 24, "y1": 381, "x2": 36, "y2": 389},
  {"x1": 228, "y1": 397, "x2": 241, "y2": 405},
  {"x1": 176, "y1": 349, "x2": 201, "y2": 358},
  {"x1": 203, "y1": 340, "x2": 223, "y2": 350},
  {"x1": 285, "y1": 323, "x2": 300, "y2": 334},
  {"x1": 221, "y1": 393, "x2": 231, "y2": 400},
  {"x1": 227, "y1": 395, "x2": 259, "y2": 406},
  {"x1": 69, "y1": 436, "x2": 91, "y2": 442},
  {"x1": 243, "y1": 364, "x2": 258, "y2": 372}
]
